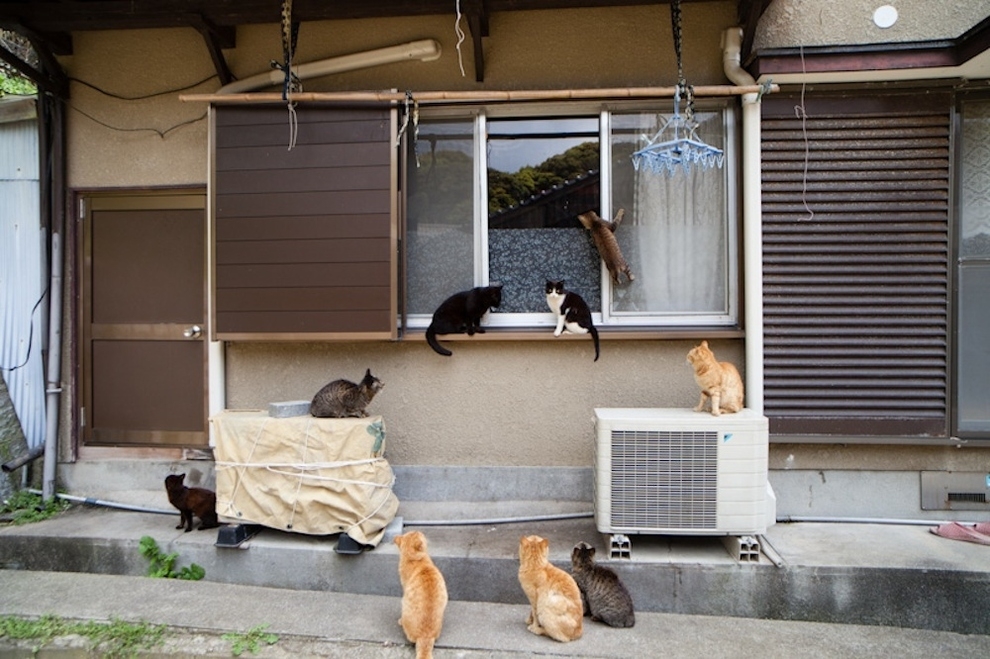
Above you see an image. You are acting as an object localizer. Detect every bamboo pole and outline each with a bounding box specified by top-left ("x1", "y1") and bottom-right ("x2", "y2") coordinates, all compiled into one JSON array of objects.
[{"x1": 179, "y1": 84, "x2": 778, "y2": 105}]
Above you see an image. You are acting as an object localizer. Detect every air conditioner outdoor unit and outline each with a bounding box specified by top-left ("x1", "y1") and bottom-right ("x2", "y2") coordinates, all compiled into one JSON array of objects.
[{"x1": 594, "y1": 408, "x2": 773, "y2": 558}]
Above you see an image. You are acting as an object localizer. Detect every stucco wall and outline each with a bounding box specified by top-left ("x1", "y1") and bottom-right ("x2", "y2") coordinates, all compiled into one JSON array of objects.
[
  {"x1": 224, "y1": 339, "x2": 723, "y2": 466},
  {"x1": 61, "y1": 3, "x2": 737, "y2": 189},
  {"x1": 54, "y1": 3, "x2": 990, "y2": 486},
  {"x1": 755, "y1": 0, "x2": 990, "y2": 50}
]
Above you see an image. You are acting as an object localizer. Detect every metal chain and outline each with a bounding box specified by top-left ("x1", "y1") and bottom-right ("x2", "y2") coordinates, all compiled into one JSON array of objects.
[
  {"x1": 279, "y1": 0, "x2": 301, "y2": 99},
  {"x1": 670, "y1": 0, "x2": 684, "y2": 87},
  {"x1": 669, "y1": 0, "x2": 695, "y2": 125}
]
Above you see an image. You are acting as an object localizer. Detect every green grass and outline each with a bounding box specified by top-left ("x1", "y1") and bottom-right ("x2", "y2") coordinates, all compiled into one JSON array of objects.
[
  {"x1": 0, "y1": 613, "x2": 166, "y2": 657},
  {"x1": 138, "y1": 535, "x2": 206, "y2": 580},
  {"x1": 0, "y1": 490, "x2": 70, "y2": 525},
  {"x1": 222, "y1": 624, "x2": 279, "y2": 656}
]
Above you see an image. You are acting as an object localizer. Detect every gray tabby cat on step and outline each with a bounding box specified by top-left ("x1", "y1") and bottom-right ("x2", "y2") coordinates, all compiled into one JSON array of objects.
[
  {"x1": 570, "y1": 541, "x2": 635, "y2": 628},
  {"x1": 310, "y1": 368, "x2": 383, "y2": 418}
]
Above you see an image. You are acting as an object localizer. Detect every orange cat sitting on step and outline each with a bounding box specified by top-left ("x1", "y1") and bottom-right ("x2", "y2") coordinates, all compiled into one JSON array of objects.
[
  {"x1": 517, "y1": 535, "x2": 583, "y2": 643},
  {"x1": 686, "y1": 340, "x2": 744, "y2": 416},
  {"x1": 395, "y1": 531, "x2": 448, "y2": 659}
]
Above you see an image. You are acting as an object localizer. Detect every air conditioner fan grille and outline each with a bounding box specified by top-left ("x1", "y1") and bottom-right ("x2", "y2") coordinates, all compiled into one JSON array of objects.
[{"x1": 609, "y1": 429, "x2": 718, "y2": 529}]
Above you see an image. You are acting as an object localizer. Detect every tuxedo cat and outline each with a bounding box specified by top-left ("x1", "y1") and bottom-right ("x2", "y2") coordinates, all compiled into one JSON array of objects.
[
  {"x1": 545, "y1": 280, "x2": 599, "y2": 361},
  {"x1": 425, "y1": 285, "x2": 502, "y2": 356}
]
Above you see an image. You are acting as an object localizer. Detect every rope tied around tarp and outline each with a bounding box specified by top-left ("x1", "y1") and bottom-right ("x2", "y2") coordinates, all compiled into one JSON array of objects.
[{"x1": 213, "y1": 413, "x2": 397, "y2": 539}]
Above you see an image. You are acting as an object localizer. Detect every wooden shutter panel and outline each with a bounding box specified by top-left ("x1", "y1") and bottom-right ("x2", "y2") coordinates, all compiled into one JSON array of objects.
[
  {"x1": 761, "y1": 91, "x2": 951, "y2": 437},
  {"x1": 213, "y1": 104, "x2": 396, "y2": 339}
]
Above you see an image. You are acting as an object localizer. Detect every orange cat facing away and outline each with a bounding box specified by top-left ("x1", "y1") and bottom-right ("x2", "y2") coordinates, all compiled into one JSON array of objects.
[
  {"x1": 687, "y1": 340, "x2": 744, "y2": 416},
  {"x1": 517, "y1": 535, "x2": 583, "y2": 643},
  {"x1": 395, "y1": 531, "x2": 448, "y2": 659}
]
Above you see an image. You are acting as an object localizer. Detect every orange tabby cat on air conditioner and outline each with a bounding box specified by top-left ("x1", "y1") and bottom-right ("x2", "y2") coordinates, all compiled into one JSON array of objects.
[{"x1": 687, "y1": 340, "x2": 744, "y2": 416}]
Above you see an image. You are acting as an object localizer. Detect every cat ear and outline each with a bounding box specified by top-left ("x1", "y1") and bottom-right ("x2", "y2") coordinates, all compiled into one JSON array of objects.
[
  {"x1": 365, "y1": 368, "x2": 371, "y2": 377},
  {"x1": 701, "y1": 340, "x2": 709, "y2": 348}
]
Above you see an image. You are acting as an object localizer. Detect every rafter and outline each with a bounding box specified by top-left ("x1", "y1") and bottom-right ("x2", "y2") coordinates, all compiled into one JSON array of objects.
[{"x1": 185, "y1": 13, "x2": 235, "y2": 86}]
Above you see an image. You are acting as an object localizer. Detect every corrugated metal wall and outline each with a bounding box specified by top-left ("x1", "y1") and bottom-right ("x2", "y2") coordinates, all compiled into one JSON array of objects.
[
  {"x1": 0, "y1": 101, "x2": 46, "y2": 450},
  {"x1": 761, "y1": 91, "x2": 951, "y2": 437}
]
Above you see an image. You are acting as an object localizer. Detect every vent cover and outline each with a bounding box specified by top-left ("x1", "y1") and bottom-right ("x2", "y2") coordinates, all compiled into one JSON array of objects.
[
  {"x1": 610, "y1": 429, "x2": 718, "y2": 529},
  {"x1": 921, "y1": 471, "x2": 990, "y2": 511}
]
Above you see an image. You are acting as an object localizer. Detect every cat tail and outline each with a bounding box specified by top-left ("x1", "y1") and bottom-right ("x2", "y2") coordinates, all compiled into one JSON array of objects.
[
  {"x1": 415, "y1": 638, "x2": 435, "y2": 659},
  {"x1": 425, "y1": 325, "x2": 452, "y2": 356},
  {"x1": 589, "y1": 325, "x2": 600, "y2": 362}
]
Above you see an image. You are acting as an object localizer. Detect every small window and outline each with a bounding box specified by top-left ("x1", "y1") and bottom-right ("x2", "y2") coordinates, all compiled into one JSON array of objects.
[{"x1": 405, "y1": 102, "x2": 738, "y2": 330}]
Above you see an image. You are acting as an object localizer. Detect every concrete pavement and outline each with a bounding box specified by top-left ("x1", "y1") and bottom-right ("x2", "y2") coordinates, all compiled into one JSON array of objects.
[{"x1": 2, "y1": 570, "x2": 990, "y2": 658}]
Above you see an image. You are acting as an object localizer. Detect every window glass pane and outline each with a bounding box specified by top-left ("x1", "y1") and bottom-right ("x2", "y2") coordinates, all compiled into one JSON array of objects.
[
  {"x1": 487, "y1": 117, "x2": 600, "y2": 314},
  {"x1": 610, "y1": 109, "x2": 728, "y2": 316},
  {"x1": 956, "y1": 99, "x2": 990, "y2": 434},
  {"x1": 406, "y1": 118, "x2": 475, "y2": 315},
  {"x1": 957, "y1": 263, "x2": 990, "y2": 432},
  {"x1": 960, "y1": 100, "x2": 990, "y2": 257}
]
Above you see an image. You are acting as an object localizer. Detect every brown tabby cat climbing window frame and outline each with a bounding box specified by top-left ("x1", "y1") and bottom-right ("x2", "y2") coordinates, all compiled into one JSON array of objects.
[{"x1": 211, "y1": 103, "x2": 398, "y2": 340}]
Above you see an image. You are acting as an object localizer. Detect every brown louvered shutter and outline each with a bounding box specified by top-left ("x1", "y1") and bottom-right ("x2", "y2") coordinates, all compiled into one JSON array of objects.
[
  {"x1": 213, "y1": 104, "x2": 396, "y2": 339},
  {"x1": 761, "y1": 91, "x2": 951, "y2": 437}
]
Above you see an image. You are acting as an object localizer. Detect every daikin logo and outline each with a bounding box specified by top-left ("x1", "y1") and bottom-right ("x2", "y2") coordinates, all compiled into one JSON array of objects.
[{"x1": 723, "y1": 433, "x2": 733, "y2": 443}]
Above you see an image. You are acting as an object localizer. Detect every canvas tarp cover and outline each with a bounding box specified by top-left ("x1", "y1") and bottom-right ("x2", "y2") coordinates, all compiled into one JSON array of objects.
[{"x1": 211, "y1": 411, "x2": 398, "y2": 546}]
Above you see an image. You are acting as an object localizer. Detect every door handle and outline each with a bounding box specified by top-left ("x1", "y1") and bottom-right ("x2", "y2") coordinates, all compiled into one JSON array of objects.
[{"x1": 183, "y1": 325, "x2": 203, "y2": 339}]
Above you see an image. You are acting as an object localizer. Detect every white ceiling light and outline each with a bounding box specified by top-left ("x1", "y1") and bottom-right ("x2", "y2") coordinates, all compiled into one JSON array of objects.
[{"x1": 873, "y1": 5, "x2": 899, "y2": 29}]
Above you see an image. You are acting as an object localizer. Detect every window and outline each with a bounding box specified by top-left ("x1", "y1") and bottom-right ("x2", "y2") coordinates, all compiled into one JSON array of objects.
[
  {"x1": 956, "y1": 97, "x2": 990, "y2": 436},
  {"x1": 405, "y1": 102, "x2": 738, "y2": 330}
]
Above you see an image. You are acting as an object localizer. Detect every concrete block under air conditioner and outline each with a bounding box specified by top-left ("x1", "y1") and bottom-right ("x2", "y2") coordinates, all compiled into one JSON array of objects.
[{"x1": 921, "y1": 471, "x2": 990, "y2": 511}]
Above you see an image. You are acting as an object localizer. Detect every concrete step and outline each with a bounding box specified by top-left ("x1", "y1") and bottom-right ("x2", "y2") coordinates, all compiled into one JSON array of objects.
[{"x1": 2, "y1": 499, "x2": 989, "y2": 636}]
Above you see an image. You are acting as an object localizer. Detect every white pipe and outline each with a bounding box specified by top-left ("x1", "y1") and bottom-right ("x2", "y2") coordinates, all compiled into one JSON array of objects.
[
  {"x1": 28, "y1": 489, "x2": 176, "y2": 516},
  {"x1": 778, "y1": 516, "x2": 974, "y2": 527},
  {"x1": 403, "y1": 512, "x2": 593, "y2": 527},
  {"x1": 722, "y1": 27, "x2": 765, "y2": 414},
  {"x1": 218, "y1": 39, "x2": 442, "y2": 95},
  {"x1": 42, "y1": 231, "x2": 62, "y2": 499}
]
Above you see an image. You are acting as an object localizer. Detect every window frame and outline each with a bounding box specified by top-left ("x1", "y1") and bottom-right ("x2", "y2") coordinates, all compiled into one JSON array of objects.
[{"x1": 402, "y1": 99, "x2": 741, "y2": 333}]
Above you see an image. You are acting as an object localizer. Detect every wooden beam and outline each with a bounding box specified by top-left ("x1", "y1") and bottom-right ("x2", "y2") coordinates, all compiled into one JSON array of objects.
[
  {"x1": 185, "y1": 13, "x2": 235, "y2": 86},
  {"x1": 464, "y1": 0, "x2": 488, "y2": 82},
  {"x1": 750, "y1": 42, "x2": 965, "y2": 78},
  {"x1": 180, "y1": 83, "x2": 778, "y2": 104},
  {"x1": 738, "y1": 0, "x2": 771, "y2": 65},
  {"x1": 0, "y1": 18, "x2": 72, "y2": 56},
  {"x1": 0, "y1": 37, "x2": 68, "y2": 97}
]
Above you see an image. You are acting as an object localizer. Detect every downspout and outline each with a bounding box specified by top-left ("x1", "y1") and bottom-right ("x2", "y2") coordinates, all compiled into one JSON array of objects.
[
  {"x1": 42, "y1": 98, "x2": 65, "y2": 499},
  {"x1": 722, "y1": 27, "x2": 765, "y2": 414},
  {"x1": 217, "y1": 39, "x2": 442, "y2": 94}
]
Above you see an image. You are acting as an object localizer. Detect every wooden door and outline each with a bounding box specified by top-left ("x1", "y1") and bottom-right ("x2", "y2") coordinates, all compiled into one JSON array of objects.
[{"x1": 81, "y1": 192, "x2": 208, "y2": 447}]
